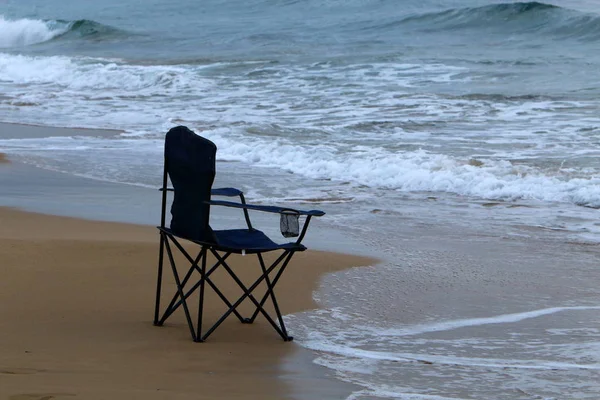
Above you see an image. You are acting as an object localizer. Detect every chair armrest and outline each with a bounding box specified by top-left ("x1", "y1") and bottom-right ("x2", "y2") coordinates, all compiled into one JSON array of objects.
[
  {"x1": 159, "y1": 187, "x2": 244, "y2": 197},
  {"x1": 211, "y1": 187, "x2": 244, "y2": 197},
  {"x1": 207, "y1": 200, "x2": 325, "y2": 217}
]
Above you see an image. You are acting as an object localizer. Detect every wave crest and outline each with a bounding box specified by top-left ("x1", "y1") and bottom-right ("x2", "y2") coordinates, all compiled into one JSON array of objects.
[
  {"x1": 0, "y1": 15, "x2": 123, "y2": 48},
  {"x1": 0, "y1": 15, "x2": 66, "y2": 48}
]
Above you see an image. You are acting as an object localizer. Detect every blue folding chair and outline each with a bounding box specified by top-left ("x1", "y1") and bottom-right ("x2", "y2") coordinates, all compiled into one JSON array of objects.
[{"x1": 154, "y1": 126, "x2": 325, "y2": 342}]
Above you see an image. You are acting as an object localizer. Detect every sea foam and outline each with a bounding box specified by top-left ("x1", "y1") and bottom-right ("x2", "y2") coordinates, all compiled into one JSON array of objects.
[
  {"x1": 0, "y1": 16, "x2": 66, "y2": 48},
  {"x1": 0, "y1": 52, "x2": 198, "y2": 92},
  {"x1": 202, "y1": 130, "x2": 600, "y2": 208}
]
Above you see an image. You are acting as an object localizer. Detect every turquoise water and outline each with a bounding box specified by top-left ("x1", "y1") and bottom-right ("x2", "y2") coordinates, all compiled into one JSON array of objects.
[{"x1": 3, "y1": 1, "x2": 600, "y2": 398}]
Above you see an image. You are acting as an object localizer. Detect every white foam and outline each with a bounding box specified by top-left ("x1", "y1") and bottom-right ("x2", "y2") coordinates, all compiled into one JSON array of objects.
[
  {"x1": 306, "y1": 340, "x2": 600, "y2": 371},
  {"x1": 201, "y1": 129, "x2": 600, "y2": 208},
  {"x1": 289, "y1": 304, "x2": 600, "y2": 400},
  {"x1": 4, "y1": 121, "x2": 600, "y2": 210},
  {"x1": 346, "y1": 389, "x2": 469, "y2": 400},
  {"x1": 290, "y1": 304, "x2": 600, "y2": 399},
  {"x1": 376, "y1": 306, "x2": 600, "y2": 337},
  {"x1": 0, "y1": 15, "x2": 66, "y2": 47},
  {"x1": 0, "y1": 53, "x2": 203, "y2": 92}
]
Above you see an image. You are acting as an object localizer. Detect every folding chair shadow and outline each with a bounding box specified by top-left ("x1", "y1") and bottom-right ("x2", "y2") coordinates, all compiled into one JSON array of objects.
[{"x1": 153, "y1": 126, "x2": 325, "y2": 342}]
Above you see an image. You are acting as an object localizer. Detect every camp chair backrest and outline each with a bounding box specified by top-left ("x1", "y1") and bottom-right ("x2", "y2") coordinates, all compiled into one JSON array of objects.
[{"x1": 165, "y1": 126, "x2": 217, "y2": 242}]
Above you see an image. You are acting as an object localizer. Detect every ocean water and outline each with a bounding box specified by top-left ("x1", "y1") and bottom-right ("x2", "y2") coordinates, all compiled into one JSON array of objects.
[{"x1": 2, "y1": 0, "x2": 600, "y2": 398}]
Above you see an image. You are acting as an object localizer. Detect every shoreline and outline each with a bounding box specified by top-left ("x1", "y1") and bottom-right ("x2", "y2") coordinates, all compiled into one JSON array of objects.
[{"x1": 3, "y1": 117, "x2": 600, "y2": 398}]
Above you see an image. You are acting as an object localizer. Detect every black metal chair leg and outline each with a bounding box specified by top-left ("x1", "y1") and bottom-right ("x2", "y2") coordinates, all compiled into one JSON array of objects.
[
  {"x1": 154, "y1": 233, "x2": 166, "y2": 326},
  {"x1": 159, "y1": 244, "x2": 246, "y2": 324},
  {"x1": 158, "y1": 246, "x2": 205, "y2": 324},
  {"x1": 196, "y1": 246, "x2": 207, "y2": 342},
  {"x1": 164, "y1": 237, "x2": 197, "y2": 341},
  {"x1": 257, "y1": 253, "x2": 292, "y2": 341},
  {"x1": 204, "y1": 249, "x2": 290, "y2": 341},
  {"x1": 248, "y1": 251, "x2": 294, "y2": 323},
  {"x1": 168, "y1": 237, "x2": 246, "y2": 323},
  {"x1": 157, "y1": 240, "x2": 299, "y2": 341}
]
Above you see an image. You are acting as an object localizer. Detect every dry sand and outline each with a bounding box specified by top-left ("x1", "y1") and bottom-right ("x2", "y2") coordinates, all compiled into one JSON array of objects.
[{"x1": 0, "y1": 208, "x2": 375, "y2": 400}]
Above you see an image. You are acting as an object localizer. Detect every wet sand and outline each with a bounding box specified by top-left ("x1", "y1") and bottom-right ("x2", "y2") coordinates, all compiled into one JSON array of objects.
[{"x1": 0, "y1": 122, "x2": 121, "y2": 139}]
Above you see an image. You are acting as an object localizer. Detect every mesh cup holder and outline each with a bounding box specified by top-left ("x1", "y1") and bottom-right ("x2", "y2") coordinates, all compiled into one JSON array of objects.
[{"x1": 280, "y1": 210, "x2": 300, "y2": 238}]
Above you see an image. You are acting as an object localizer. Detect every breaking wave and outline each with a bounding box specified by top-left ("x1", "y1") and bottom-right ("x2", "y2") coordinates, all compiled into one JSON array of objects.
[{"x1": 0, "y1": 15, "x2": 124, "y2": 48}]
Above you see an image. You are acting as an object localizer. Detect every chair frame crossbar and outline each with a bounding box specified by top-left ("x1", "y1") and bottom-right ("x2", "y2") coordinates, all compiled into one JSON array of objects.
[{"x1": 154, "y1": 230, "x2": 296, "y2": 342}]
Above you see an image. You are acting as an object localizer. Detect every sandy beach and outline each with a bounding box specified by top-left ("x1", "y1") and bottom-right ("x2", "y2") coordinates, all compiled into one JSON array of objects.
[
  {"x1": 3, "y1": 121, "x2": 600, "y2": 399},
  {"x1": 4, "y1": 2, "x2": 600, "y2": 396},
  {"x1": 0, "y1": 148, "x2": 376, "y2": 400}
]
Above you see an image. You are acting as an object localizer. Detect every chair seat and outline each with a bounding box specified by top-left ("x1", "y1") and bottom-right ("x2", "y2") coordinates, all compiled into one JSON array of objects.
[{"x1": 214, "y1": 229, "x2": 305, "y2": 254}]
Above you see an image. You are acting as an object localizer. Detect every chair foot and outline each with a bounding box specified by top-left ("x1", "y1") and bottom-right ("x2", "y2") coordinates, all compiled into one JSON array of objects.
[
  {"x1": 153, "y1": 321, "x2": 164, "y2": 327},
  {"x1": 193, "y1": 338, "x2": 205, "y2": 343},
  {"x1": 284, "y1": 336, "x2": 294, "y2": 342},
  {"x1": 242, "y1": 318, "x2": 253, "y2": 324}
]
